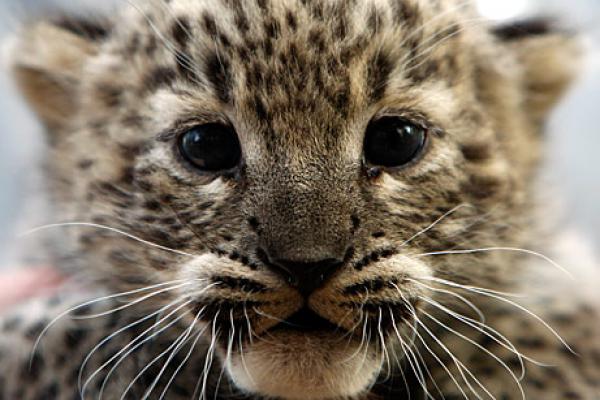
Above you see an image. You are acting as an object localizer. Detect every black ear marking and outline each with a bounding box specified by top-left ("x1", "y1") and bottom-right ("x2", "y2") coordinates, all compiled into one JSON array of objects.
[
  {"x1": 492, "y1": 18, "x2": 555, "y2": 41},
  {"x1": 53, "y1": 15, "x2": 112, "y2": 41}
]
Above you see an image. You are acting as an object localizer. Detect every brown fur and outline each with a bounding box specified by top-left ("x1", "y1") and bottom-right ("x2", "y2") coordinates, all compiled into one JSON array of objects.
[{"x1": 1, "y1": 0, "x2": 596, "y2": 399}]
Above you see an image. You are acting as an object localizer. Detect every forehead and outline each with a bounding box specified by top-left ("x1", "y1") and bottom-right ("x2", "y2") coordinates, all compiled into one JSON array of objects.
[{"x1": 99, "y1": 0, "x2": 475, "y2": 149}]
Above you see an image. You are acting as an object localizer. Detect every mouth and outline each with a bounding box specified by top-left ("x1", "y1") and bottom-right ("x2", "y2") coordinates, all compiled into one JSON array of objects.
[{"x1": 270, "y1": 307, "x2": 342, "y2": 333}]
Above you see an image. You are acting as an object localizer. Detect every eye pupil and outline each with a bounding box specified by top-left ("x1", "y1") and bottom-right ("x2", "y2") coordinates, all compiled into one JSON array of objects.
[
  {"x1": 179, "y1": 124, "x2": 241, "y2": 171},
  {"x1": 364, "y1": 117, "x2": 427, "y2": 168}
]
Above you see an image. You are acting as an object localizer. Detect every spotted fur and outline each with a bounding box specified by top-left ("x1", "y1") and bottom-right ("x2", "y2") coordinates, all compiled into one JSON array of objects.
[{"x1": 1, "y1": 0, "x2": 598, "y2": 399}]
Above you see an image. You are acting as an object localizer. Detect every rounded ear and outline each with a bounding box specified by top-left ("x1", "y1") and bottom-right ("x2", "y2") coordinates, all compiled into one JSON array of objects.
[
  {"x1": 493, "y1": 19, "x2": 582, "y2": 125},
  {"x1": 9, "y1": 16, "x2": 111, "y2": 133}
]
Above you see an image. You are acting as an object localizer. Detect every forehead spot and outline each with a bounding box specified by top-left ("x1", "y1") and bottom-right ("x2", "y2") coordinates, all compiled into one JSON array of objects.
[
  {"x1": 367, "y1": 52, "x2": 393, "y2": 102},
  {"x1": 171, "y1": 17, "x2": 191, "y2": 47},
  {"x1": 205, "y1": 52, "x2": 233, "y2": 104}
]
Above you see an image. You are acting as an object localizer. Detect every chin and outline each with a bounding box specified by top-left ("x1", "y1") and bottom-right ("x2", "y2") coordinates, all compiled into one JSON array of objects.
[{"x1": 225, "y1": 329, "x2": 383, "y2": 400}]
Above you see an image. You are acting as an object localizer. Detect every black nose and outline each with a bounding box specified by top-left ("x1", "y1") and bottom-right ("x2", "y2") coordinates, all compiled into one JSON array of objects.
[{"x1": 258, "y1": 250, "x2": 345, "y2": 296}]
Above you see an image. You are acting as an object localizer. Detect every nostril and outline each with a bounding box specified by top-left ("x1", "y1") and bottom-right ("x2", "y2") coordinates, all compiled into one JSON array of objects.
[
  {"x1": 271, "y1": 258, "x2": 345, "y2": 296},
  {"x1": 247, "y1": 217, "x2": 260, "y2": 232}
]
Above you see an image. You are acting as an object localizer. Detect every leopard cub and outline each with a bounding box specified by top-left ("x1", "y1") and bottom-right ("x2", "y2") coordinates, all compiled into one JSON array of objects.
[{"x1": 1, "y1": 0, "x2": 598, "y2": 399}]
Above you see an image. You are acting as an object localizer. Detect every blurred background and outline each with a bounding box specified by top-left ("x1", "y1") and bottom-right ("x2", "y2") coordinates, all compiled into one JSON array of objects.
[{"x1": 0, "y1": 0, "x2": 598, "y2": 266}]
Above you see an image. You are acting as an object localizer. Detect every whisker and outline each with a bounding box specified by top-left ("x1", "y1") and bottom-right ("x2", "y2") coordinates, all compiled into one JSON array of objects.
[
  {"x1": 159, "y1": 324, "x2": 209, "y2": 400},
  {"x1": 413, "y1": 314, "x2": 491, "y2": 400},
  {"x1": 414, "y1": 247, "x2": 574, "y2": 280},
  {"x1": 408, "y1": 278, "x2": 486, "y2": 323},
  {"x1": 73, "y1": 281, "x2": 201, "y2": 320},
  {"x1": 140, "y1": 306, "x2": 205, "y2": 400},
  {"x1": 89, "y1": 300, "x2": 193, "y2": 399},
  {"x1": 251, "y1": 307, "x2": 289, "y2": 326},
  {"x1": 392, "y1": 319, "x2": 433, "y2": 400},
  {"x1": 343, "y1": 315, "x2": 369, "y2": 363},
  {"x1": 421, "y1": 309, "x2": 526, "y2": 400},
  {"x1": 31, "y1": 278, "x2": 196, "y2": 366},
  {"x1": 20, "y1": 222, "x2": 199, "y2": 258},
  {"x1": 96, "y1": 282, "x2": 218, "y2": 397},
  {"x1": 421, "y1": 296, "x2": 553, "y2": 374},
  {"x1": 386, "y1": 310, "x2": 413, "y2": 400},
  {"x1": 213, "y1": 311, "x2": 236, "y2": 400},
  {"x1": 401, "y1": 313, "x2": 468, "y2": 400},
  {"x1": 199, "y1": 311, "x2": 221, "y2": 400},
  {"x1": 121, "y1": 309, "x2": 199, "y2": 400},
  {"x1": 396, "y1": 289, "x2": 491, "y2": 399},
  {"x1": 400, "y1": 204, "x2": 472, "y2": 247},
  {"x1": 242, "y1": 302, "x2": 256, "y2": 346},
  {"x1": 456, "y1": 286, "x2": 577, "y2": 356},
  {"x1": 377, "y1": 308, "x2": 392, "y2": 381},
  {"x1": 404, "y1": 323, "x2": 444, "y2": 400},
  {"x1": 77, "y1": 298, "x2": 184, "y2": 394},
  {"x1": 421, "y1": 277, "x2": 525, "y2": 298}
]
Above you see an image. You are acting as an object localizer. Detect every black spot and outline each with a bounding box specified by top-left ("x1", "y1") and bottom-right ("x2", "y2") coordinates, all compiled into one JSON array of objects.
[
  {"x1": 77, "y1": 159, "x2": 94, "y2": 170},
  {"x1": 372, "y1": 231, "x2": 386, "y2": 239},
  {"x1": 144, "y1": 200, "x2": 162, "y2": 211},
  {"x1": 256, "y1": 0, "x2": 269, "y2": 11},
  {"x1": 262, "y1": 38, "x2": 274, "y2": 57},
  {"x1": 171, "y1": 384, "x2": 192, "y2": 396},
  {"x1": 253, "y1": 95, "x2": 268, "y2": 121},
  {"x1": 234, "y1": 13, "x2": 250, "y2": 33},
  {"x1": 198, "y1": 201, "x2": 215, "y2": 211},
  {"x1": 65, "y1": 327, "x2": 87, "y2": 348},
  {"x1": 39, "y1": 383, "x2": 59, "y2": 400},
  {"x1": 145, "y1": 34, "x2": 158, "y2": 54},
  {"x1": 406, "y1": 59, "x2": 441, "y2": 83},
  {"x1": 263, "y1": 17, "x2": 280, "y2": 39},
  {"x1": 205, "y1": 53, "x2": 232, "y2": 103},
  {"x1": 172, "y1": 17, "x2": 191, "y2": 47},
  {"x1": 25, "y1": 321, "x2": 47, "y2": 341},
  {"x1": 367, "y1": 52, "x2": 393, "y2": 102},
  {"x1": 54, "y1": 16, "x2": 111, "y2": 41},
  {"x1": 461, "y1": 175, "x2": 502, "y2": 200},
  {"x1": 212, "y1": 275, "x2": 268, "y2": 293},
  {"x1": 175, "y1": 50, "x2": 200, "y2": 83},
  {"x1": 247, "y1": 217, "x2": 260, "y2": 231},
  {"x1": 3, "y1": 316, "x2": 22, "y2": 332},
  {"x1": 308, "y1": 28, "x2": 326, "y2": 53},
  {"x1": 21, "y1": 352, "x2": 44, "y2": 380},
  {"x1": 202, "y1": 12, "x2": 218, "y2": 37},
  {"x1": 391, "y1": 1, "x2": 419, "y2": 27},
  {"x1": 460, "y1": 143, "x2": 491, "y2": 162},
  {"x1": 286, "y1": 10, "x2": 298, "y2": 31},
  {"x1": 144, "y1": 66, "x2": 177, "y2": 91},
  {"x1": 528, "y1": 378, "x2": 546, "y2": 390},
  {"x1": 96, "y1": 182, "x2": 134, "y2": 200},
  {"x1": 71, "y1": 304, "x2": 94, "y2": 317},
  {"x1": 493, "y1": 18, "x2": 553, "y2": 41},
  {"x1": 563, "y1": 391, "x2": 582, "y2": 400},
  {"x1": 351, "y1": 215, "x2": 361, "y2": 232},
  {"x1": 96, "y1": 84, "x2": 123, "y2": 108},
  {"x1": 367, "y1": 6, "x2": 383, "y2": 33}
]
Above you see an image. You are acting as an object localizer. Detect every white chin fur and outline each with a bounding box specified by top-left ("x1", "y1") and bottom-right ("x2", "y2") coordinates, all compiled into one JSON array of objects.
[{"x1": 225, "y1": 331, "x2": 382, "y2": 400}]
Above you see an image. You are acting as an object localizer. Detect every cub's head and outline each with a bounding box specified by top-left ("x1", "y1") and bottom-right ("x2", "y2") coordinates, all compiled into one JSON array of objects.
[{"x1": 11, "y1": 0, "x2": 578, "y2": 398}]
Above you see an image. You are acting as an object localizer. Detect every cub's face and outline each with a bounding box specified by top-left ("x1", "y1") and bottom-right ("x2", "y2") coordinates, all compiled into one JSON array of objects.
[{"x1": 12, "y1": 0, "x2": 577, "y2": 398}]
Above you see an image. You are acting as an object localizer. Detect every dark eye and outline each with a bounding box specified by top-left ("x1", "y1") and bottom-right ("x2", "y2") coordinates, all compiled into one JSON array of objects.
[
  {"x1": 179, "y1": 124, "x2": 242, "y2": 172},
  {"x1": 364, "y1": 117, "x2": 427, "y2": 168}
]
